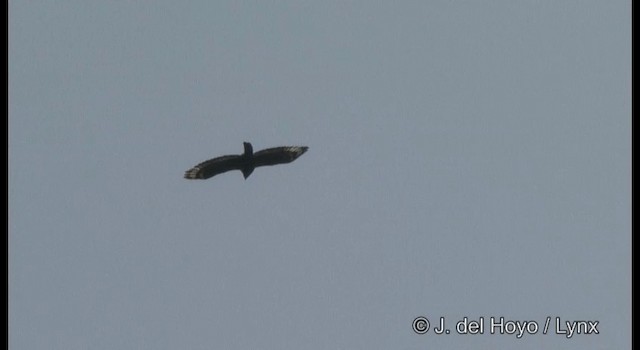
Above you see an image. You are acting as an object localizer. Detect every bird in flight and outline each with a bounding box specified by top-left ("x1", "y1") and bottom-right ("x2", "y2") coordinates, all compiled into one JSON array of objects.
[{"x1": 184, "y1": 142, "x2": 308, "y2": 180}]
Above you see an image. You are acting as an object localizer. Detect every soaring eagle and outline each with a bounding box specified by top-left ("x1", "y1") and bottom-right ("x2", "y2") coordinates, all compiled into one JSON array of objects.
[{"x1": 184, "y1": 142, "x2": 308, "y2": 180}]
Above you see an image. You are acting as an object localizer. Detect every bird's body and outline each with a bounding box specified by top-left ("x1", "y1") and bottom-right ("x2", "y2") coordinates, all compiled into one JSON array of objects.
[{"x1": 184, "y1": 142, "x2": 308, "y2": 180}]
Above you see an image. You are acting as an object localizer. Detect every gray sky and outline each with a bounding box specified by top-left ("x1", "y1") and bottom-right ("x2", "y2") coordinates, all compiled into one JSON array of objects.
[{"x1": 9, "y1": 1, "x2": 630, "y2": 349}]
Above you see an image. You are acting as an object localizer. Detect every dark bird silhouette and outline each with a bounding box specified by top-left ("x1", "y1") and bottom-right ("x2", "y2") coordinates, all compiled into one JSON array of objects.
[{"x1": 184, "y1": 142, "x2": 308, "y2": 180}]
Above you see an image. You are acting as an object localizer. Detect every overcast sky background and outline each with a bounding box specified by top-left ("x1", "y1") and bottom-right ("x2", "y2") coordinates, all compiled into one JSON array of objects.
[{"x1": 9, "y1": 1, "x2": 630, "y2": 349}]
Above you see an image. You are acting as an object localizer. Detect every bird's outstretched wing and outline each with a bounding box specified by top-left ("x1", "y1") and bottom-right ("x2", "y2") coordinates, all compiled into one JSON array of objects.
[
  {"x1": 253, "y1": 146, "x2": 309, "y2": 167},
  {"x1": 184, "y1": 155, "x2": 244, "y2": 179}
]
